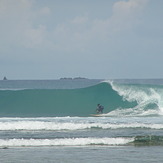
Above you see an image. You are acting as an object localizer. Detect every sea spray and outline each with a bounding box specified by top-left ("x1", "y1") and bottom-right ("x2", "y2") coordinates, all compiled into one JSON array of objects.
[{"x1": 109, "y1": 81, "x2": 163, "y2": 116}]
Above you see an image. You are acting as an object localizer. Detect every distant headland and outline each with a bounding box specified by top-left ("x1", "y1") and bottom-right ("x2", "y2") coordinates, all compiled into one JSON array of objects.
[
  {"x1": 3, "y1": 76, "x2": 7, "y2": 80},
  {"x1": 60, "y1": 77, "x2": 88, "y2": 80}
]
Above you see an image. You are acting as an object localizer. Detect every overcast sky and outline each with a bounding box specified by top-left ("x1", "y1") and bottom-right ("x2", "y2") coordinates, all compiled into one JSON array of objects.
[{"x1": 0, "y1": 0, "x2": 163, "y2": 79}]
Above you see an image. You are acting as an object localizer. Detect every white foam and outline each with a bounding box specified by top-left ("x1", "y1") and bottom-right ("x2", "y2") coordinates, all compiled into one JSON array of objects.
[
  {"x1": 109, "y1": 81, "x2": 163, "y2": 116},
  {"x1": 107, "y1": 108, "x2": 160, "y2": 117},
  {"x1": 0, "y1": 121, "x2": 163, "y2": 131},
  {"x1": 0, "y1": 137, "x2": 134, "y2": 147}
]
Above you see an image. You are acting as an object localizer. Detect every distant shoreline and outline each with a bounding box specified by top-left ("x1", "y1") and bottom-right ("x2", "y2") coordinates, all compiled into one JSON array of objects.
[{"x1": 60, "y1": 77, "x2": 88, "y2": 80}]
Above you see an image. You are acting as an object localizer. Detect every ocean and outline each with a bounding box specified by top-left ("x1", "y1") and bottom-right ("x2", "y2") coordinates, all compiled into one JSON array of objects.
[{"x1": 0, "y1": 79, "x2": 163, "y2": 162}]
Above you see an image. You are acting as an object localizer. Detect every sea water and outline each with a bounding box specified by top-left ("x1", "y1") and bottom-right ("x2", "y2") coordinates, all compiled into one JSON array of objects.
[{"x1": 0, "y1": 79, "x2": 163, "y2": 162}]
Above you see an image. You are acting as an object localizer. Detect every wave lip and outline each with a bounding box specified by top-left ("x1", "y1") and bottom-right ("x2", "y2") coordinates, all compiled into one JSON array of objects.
[
  {"x1": 0, "y1": 137, "x2": 134, "y2": 147},
  {"x1": 109, "y1": 81, "x2": 163, "y2": 116}
]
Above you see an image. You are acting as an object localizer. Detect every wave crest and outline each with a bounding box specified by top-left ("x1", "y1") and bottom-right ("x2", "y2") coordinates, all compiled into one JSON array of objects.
[{"x1": 108, "y1": 81, "x2": 163, "y2": 116}]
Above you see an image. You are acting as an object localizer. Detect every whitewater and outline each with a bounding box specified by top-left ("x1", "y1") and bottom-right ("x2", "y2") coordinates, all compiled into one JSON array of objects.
[{"x1": 0, "y1": 79, "x2": 163, "y2": 163}]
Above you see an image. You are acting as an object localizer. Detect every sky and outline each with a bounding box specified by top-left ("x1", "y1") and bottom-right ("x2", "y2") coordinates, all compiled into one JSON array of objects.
[{"x1": 0, "y1": 0, "x2": 163, "y2": 80}]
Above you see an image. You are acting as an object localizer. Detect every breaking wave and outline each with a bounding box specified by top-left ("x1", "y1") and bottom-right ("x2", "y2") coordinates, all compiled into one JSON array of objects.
[
  {"x1": 0, "y1": 137, "x2": 134, "y2": 147},
  {"x1": 1, "y1": 136, "x2": 163, "y2": 147},
  {"x1": 0, "y1": 81, "x2": 163, "y2": 117},
  {"x1": 0, "y1": 120, "x2": 163, "y2": 131}
]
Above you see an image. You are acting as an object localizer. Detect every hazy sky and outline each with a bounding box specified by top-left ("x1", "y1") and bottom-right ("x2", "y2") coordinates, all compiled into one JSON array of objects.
[{"x1": 0, "y1": 0, "x2": 163, "y2": 79}]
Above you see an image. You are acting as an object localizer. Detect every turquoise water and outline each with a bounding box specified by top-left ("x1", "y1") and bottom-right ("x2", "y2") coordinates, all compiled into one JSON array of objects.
[
  {"x1": 0, "y1": 79, "x2": 163, "y2": 162},
  {"x1": 0, "y1": 82, "x2": 137, "y2": 117},
  {"x1": 1, "y1": 79, "x2": 163, "y2": 117}
]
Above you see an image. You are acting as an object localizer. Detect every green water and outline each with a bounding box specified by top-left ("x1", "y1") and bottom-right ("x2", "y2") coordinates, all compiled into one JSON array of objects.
[{"x1": 0, "y1": 83, "x2": 136, "y2": 117}]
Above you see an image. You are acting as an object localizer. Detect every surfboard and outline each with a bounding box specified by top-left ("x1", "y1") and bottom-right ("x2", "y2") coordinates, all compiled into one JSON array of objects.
[{"x1": 90, "y1": 114, "x2": 104, "y2": 117}]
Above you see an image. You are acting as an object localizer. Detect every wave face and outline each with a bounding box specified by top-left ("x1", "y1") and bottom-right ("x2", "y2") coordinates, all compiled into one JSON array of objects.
[
  {"x1": 0, "y1": 82, "x2": 136, "y2": 117},
  {"x1": 0, "y1": 81, "x2": 163, "y2": 117}
]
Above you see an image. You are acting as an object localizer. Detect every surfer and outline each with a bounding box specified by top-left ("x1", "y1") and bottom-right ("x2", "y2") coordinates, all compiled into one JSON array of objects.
[{"x1": 96, "y1": 104, "x2": 104, "y2": 114}]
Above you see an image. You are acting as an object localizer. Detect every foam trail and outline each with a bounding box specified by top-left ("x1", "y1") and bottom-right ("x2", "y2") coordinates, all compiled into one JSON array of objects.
[
  {"x1": 0, "y1": 137, "x2": 134, "y2": 147},
  {"x1": 0, "y1": 121, "x2": 163, "y2": 130}
]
